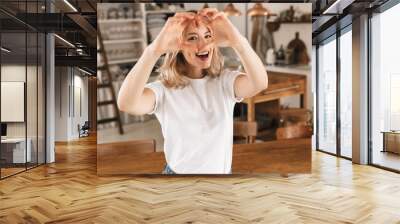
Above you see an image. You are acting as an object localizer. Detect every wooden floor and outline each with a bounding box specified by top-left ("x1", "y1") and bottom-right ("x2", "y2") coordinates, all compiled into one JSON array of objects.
[
  {"x1": 1, "y1": 167, "x2": 26, "y2": 178},
  {"x1": 1, "y1": 135, "x2": 400, "y2": 223},
  {"x1": 373, "y1": 151, "x2": 400, "y2": 171}
]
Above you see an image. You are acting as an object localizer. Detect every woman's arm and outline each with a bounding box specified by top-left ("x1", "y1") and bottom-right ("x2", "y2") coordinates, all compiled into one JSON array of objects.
[
  {"x1": 231, "y1": 37, "x2": 268, "y2": 98},
  {"x1": 117, "y1": 13, "x2": 194, "y2": 115},
  {"x1": 117, "y1": 45, "x2": 161, "y2": 115}
]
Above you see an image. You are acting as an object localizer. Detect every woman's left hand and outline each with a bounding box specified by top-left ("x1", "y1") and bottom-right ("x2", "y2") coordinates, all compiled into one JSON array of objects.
[{"x1": 197, "y1": 8, "x2": 244, "y2": 48}]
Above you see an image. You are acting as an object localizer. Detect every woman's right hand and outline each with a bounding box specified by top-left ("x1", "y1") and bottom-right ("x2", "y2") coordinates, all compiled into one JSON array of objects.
[{"x1": 149, "y1": 12, "x2": 195, "y2": 56}]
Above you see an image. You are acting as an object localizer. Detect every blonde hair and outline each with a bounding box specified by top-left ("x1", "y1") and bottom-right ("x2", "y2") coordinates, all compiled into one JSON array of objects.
[{"x1": 158, "y1": 48, "x2": 224, "y2": 88}]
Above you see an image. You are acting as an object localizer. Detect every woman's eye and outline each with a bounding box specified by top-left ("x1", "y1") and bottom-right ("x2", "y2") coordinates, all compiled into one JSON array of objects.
[
  {"x1": 188, "y1": 36, "x2": 197, "y2": 41},
  {"x1": 205, "y1": 34, "x2": 212, "y2": 39}
]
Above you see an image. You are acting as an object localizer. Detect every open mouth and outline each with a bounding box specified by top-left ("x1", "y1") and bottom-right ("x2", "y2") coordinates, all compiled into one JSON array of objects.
[{"x1": 195, "y1": 51, "x2": 210, "y2": 61}]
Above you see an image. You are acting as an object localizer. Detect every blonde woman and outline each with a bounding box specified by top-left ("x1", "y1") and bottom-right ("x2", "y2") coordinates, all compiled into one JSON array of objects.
[{"x1": 117, "y1": 9, "x2": 268, "y2": 174}]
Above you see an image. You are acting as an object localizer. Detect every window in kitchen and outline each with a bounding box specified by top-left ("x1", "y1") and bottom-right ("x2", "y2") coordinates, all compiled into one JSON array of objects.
[
  {"x1": 370, "y1": 2, "x2": 400, "y2": 171},
  {"x1": 317, "y1": 35, "x2": 337, "y2": 155},
  {"x1": 0, "y1": 1, "x2": 47, "y2": 179},
  {"x1": 339, "y1": 26, "x2": 352, "y2": 159}
]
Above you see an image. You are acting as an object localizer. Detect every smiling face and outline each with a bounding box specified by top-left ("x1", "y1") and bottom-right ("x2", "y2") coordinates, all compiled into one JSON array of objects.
[{"x1": 181, "y1": 20, "x2": 214, "y2": 71}]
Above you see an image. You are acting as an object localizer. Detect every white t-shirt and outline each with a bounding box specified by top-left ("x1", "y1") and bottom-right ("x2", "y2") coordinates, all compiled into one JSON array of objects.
[{"x1": 145, "y1": 69, "x2": 243, "y2": 174}]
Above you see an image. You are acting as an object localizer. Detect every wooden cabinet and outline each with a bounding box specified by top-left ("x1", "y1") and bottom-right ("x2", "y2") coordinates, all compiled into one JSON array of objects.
[
  {"x1": 382, "y1": 131, "x2": 400, "y2": 154},
  {"x1": 242, "y1": 71, "x2": 307, "y2": 142}
]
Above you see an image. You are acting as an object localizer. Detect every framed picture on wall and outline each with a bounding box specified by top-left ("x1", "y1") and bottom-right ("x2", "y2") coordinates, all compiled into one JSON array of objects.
[{"x1": 1, "y1": 81, "x2": 25, "y2": 122}]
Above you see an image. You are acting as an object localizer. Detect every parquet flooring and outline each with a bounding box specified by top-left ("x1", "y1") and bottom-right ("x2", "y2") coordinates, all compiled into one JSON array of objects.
[
  {"x1": 1, "y1": 135, "x2": 400, "y2": 223},
  {"x1": 1, "y1": 167, "x2": 26, "y2": 178}
]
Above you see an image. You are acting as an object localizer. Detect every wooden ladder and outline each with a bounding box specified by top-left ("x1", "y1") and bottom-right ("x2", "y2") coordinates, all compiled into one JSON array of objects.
[{"x1": 97, "y1": 27, "x2": 124, "y2": 135}]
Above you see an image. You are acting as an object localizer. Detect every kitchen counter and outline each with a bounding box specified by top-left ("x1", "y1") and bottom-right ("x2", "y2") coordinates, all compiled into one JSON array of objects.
[
  {"x1": 97, "y1": 138, "x2": 311, "y2": 175},
  {"x1": 241, "y1": 68, "x2": 308, "y2": 142},
  {"x1": 266, "y1": 64, "x2": 311, "y2": 76}
]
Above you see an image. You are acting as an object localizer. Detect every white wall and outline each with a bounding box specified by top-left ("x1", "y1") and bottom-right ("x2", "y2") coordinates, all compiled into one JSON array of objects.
[
  {"x1": 1, "y1": 65, "x2": 36, "y2": 138},
  {"x1": 54, "y1": 67, "x2": 89, "y2": 141},
  {"x1": 1, "y1": 65, "x2": 26, "y2": 140},
  {"x1": 72, "y1": 73, "x2": 89, "y2": 138},
  {"x1": 55, "y1": 66, "x2": 68, "y2": 141},
  {"x1": 1, "y1": 63, "x2": 46, "y2": 164}
]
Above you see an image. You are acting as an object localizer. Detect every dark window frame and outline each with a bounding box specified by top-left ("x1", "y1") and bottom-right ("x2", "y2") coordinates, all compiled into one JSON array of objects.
[
  {"x1": 0, "y1": 0, "x2": 47, "y2": 180},
  {"x1": 315, "y1": 21, "x2": 353, "y2": 161},
  {"x1": 367, "y1": 0, "x2": 400, "y2": 173}
]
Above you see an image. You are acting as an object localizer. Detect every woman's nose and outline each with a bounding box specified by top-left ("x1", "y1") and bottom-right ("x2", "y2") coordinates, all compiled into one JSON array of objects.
[{"x1": 197, "y1": 37, "x2": 212, "y2": 51}]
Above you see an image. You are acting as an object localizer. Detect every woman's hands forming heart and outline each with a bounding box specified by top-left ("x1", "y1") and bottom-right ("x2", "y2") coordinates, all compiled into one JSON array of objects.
[
  {"x1": 149, "y1": 9, "x2": 244, "y2": 55},
  {"x1": 197, "y1": 8, "x2": 244, "y2": 48},
  {"x1": 149, "y1": 12, "x2": 195, "y2": 55}
]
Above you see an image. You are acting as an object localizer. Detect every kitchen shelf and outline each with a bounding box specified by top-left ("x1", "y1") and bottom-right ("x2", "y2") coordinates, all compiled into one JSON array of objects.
[
  {"x1": 145, "y1": 9, "x2": 184, "y2": 15},
  {"x1": 98, "y1": 18, "x2": 143, "y2": 24},
  {"x1": 108, "y1": 58, "x2": 139, "y2": 65},
  {"x1": 103, "y1": 38, "x2": 144, "y2": 44},
  {"x1": 98, "y1": 3, "x2": 148, "y2": 68}
]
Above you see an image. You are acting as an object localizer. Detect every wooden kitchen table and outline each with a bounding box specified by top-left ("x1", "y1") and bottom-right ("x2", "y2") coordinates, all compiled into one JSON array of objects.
[
  {"x1": 242, "y1": 71, "x2": 307, "y2": 142},
  {"x1": 97, "y1": 138, "x2": 311, "y2": 175}
]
